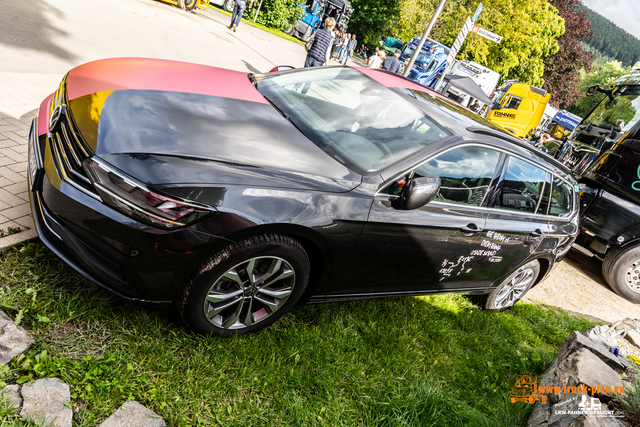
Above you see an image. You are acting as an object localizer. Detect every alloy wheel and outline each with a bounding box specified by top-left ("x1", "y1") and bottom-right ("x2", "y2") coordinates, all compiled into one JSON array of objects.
[
  {"x1": 202, "y1": 256, "x2": 296, "y2": 330},
  {"x1": 493, "y1": 268, "x2": 536, "y2": 309}
]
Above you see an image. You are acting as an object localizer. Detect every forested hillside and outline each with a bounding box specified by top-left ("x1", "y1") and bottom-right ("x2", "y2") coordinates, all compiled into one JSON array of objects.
[{"x1": 581, "y1": 5, "x2": 640, "y2": 66}]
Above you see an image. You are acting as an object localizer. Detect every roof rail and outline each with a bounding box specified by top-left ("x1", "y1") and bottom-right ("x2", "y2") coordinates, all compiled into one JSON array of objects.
[{"x1": 466, "y1": 126, "x2": 571, "y2": 173}]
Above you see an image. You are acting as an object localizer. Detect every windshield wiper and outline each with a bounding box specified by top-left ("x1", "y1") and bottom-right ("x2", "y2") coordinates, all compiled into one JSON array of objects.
[{"x1": 262, "y1": 95, "x2": 307, "y2": 136}]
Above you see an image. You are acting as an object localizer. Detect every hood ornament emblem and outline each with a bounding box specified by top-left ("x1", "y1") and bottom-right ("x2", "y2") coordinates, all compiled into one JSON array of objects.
[{"x1": 49, "y1": 103, "x2": 67, "y2": 133}]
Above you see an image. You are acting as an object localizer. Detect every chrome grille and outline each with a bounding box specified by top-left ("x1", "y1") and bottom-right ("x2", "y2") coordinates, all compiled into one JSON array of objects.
[{"x1": 48, "y1": 75, "x2": 98, "y2": 199}]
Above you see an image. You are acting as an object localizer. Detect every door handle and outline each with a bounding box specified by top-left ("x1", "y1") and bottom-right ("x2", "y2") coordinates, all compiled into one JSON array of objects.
[
  {"x1": 530, "y1": 229, "x2": 544, "y2": 237},
  {"x1": 460, "y1": 224, "x2": 483, "y2": 233}
]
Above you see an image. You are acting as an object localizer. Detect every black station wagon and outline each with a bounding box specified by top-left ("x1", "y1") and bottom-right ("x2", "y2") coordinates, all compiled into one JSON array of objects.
[{"x1": 28, "y1": 59, "x2": 579, "y2": 335}]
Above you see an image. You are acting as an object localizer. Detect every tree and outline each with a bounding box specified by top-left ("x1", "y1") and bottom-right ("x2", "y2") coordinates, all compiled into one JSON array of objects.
[
  {"x1": 348, "y1": 0, "x2": 402, "y2": 46},
  {"x1": 249, "y1": 0, "x2": 303, "y2": 30},
  {"x1": 541, "y1": 0, "x2": 592, "y2": 109},
  {"x1": 390, "y1": 0, "x2": 564, "y2": 86},
  {"x1": 566, "y1": 60, "x2": 630, "y2": 118}
]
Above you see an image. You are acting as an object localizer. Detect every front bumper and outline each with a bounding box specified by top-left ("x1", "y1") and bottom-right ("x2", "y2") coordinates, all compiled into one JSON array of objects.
[{"x1": 27, "y1": 117, "x2": 227, "y2": 303}]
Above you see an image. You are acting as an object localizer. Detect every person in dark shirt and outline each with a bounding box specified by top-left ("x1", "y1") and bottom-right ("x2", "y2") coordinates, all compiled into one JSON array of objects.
[
  {"x1": 382, "y1": 49, "x2": 402, "y2": 73},
  {"x1": 304, "y1": 18, "x2": 336, "y2": 67}
]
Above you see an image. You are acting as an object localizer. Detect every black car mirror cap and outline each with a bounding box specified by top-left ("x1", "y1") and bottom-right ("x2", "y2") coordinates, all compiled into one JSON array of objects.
[{"x1": 401, "y1": 176, "x2": 441, "y2": 210}]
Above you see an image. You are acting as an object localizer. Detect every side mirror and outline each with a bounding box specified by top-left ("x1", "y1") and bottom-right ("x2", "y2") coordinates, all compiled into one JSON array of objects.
[
  {"x1": 269, "y1": 66, "x2": 295, "y2": 72},
  {"x1": 397, "y1": 177, "x2": 441, "y2": 210},
  {"x1": 586, "y1": 85, "x2": 599, "y2": 96}
]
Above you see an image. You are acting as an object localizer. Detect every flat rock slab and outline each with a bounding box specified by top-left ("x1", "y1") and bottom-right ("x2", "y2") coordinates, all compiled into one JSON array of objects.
[
  {"x1": 98, "y1": 400, "x2": 166, "y2": 427},
  {"x1": 0, "y1": 311, "x2": 34, "y2": 366},
  {"x1": 558, "y1": 331, "x2": 628, "y2": 371},
  {"x1": 1, "y1": 384, "x2": 22, "y2": 409},
  {"x1": 540, "y1": 349, "x2": 624, "y2": 405},
  {"x1": 20, "y1": 378, "x2": 72, "y2": 427}
]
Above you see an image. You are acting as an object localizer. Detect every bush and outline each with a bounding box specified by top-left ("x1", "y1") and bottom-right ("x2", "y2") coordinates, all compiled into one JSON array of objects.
[{"x1": 251, "y1": 0, "x2": 303, "y2": 30}]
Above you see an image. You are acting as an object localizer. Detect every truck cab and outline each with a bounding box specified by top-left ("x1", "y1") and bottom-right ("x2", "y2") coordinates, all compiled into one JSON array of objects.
[
  {"x1": 556, "y1": 67, "x2": 640, "y2": 176},
  {"x1": 401, "y1": 37, "x2": 450, "y2": 87},
  {"x1": 445, "y1": 60, "x2": 500, "y2": 109},
  {"x1": 486, "y1": 82, "x2": 550, "y2": 138},
  {"x1": 288, "y1": 0, "x2": 352, "y2": 41},
  {"x1": 567, "y1": 65, "x2": 640, "y2": 303}
]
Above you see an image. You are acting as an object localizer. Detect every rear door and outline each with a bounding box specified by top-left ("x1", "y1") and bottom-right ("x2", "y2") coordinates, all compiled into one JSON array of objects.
[{"x1": 484, "y1": 155, "x2": 555, "y2": 280}]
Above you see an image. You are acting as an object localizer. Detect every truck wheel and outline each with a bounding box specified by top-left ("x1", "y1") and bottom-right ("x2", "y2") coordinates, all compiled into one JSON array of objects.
[
  {"x1": 283, "y1": 24, "x2": 296, "y2": 35},
  {"x1": 178, "y1": 0, "x2": 198, "y2": 11},
  {"x1": 223, "y1": 0, "x2": 234, "y2": 12},
  {"x1": 602, "y1": 244, "x2": 640, "y2": 302}
]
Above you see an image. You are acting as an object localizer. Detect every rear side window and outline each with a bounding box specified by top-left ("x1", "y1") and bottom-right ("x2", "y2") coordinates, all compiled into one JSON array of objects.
[
  {"x1": 497, "y1": 157, "x2": 547, "y2": 214},
  {"x1": 549, "y1": 177, "x2": 573, "y2": 217}
]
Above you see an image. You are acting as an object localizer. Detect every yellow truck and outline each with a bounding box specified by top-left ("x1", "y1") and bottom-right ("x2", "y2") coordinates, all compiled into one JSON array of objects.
[
  {"x1": 487, "y1": 82, "x2": 550, "y2": 138},
  {"x1": 157, "y1": 0, "x2": 212, "y2": 12}
]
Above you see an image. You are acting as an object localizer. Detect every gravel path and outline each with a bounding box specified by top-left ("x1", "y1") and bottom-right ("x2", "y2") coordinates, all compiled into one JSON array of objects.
[{"x1": 523, "y1": 251, "x2": 640, "y2": 323}]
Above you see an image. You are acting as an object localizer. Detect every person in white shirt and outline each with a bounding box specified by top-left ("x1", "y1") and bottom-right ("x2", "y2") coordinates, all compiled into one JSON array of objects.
[{"x1": 367, "y1": 50, "x2": 386, "y2": 69}]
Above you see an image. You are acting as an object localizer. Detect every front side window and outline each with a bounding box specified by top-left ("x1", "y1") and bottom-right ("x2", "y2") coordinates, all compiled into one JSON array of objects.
[
  {"x1": 381, "y1": 146, "x2": 501, "y2": 207},
  {"x1": 502, "y1": 95, "x2": 522, "y2": 110},
  {"x1": 497, "y1": 157, "x2": 547, "y2": 214},
  {"x1": 257, "y1": 67, "x2": 450, "y2": 174}
]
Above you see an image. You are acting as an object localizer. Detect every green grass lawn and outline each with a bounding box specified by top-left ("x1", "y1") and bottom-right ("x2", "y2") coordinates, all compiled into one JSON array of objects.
[{"x1": 0, "y1": 243, "x2": 595, "y2": 426}]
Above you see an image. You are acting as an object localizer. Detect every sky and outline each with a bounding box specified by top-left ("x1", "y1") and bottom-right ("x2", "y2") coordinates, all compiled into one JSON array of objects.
[{"x1": 582, "y1": 0, "x2": 640, "y2": 40}]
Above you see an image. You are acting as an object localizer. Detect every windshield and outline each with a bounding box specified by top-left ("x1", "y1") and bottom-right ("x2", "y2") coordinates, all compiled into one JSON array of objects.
[
  {"x1": 256, "y1": 67, "x2": 450, "y2": 175},
  {"x1": 585, "y1": 85, "x2": 640, "y2": 133},
  {"x1": 492, "y1": 83, "x2": 512, "y2": 104},
  {"x1": 401, "y1": 46, "x2": 430, "y2": 67}
]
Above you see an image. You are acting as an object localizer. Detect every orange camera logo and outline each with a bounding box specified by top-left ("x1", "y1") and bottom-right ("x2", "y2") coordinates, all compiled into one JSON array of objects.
[{"x1": 509, "y1": 373, "x2": 547, "y2": 404}]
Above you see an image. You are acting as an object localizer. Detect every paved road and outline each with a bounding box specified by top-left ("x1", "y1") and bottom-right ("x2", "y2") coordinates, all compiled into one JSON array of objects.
[{"x1": 0, "y1": 0, "x2": 362, "y2": 235}]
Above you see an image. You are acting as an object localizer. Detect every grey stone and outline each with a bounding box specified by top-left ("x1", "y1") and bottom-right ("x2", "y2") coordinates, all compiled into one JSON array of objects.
[
  {"x1": 1, "y1": 384, "x2": 22, "y2": 409},
  {"x1": 557, "y1": 331, "x2": 628, "y2": 371},
  {"x1": 539, "y1": 349, "x2": 624, "y2": 405},
  {"x1": 20, "y1": 378, "x2": 72, "y2": 427},
  {"x1": 0, "y1": 311, "x2": 34, "y2": 366},
  {"x1": 624, "y1": 328, "x2": 640, "y2": 348},
  {"x1": 98, "y1": 400, "x2": 166, "y2": 427}
]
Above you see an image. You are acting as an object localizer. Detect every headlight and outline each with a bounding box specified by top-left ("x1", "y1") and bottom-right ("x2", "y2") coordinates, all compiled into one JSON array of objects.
[{"x1": 83, "y1": 158, "x2": 214, "y2": 229}]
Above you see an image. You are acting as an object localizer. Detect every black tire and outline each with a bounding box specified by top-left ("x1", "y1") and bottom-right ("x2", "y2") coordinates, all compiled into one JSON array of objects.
[
  {"x1": 483, "y1": 260, "x2": 540, "y2": 311},
  {"x1": 177, "y1": 234, "x2": 310, "y2": 336},
  {"x1": 283, "y1": 24, "x2": 296, "y2": 35},
  {"x1": 223, "y1": 0, "x2": 235, "y2": 13},
  {"x1": 602, "y1": 244, "x2": 640, "y2": 302},
  {"x1": 178, "y1": 0, "x2": 198, "y2": 11}
]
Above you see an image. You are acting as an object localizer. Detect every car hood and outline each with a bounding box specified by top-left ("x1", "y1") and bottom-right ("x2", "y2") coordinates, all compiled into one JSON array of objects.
[{"x1": 64, "y1": 59, "x2": 361, "y2": 193}]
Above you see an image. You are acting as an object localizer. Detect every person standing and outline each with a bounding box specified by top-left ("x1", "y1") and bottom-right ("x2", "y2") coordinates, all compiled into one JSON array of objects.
[
  {"x1": 469, "y1": 99, "x2": 481, "y2": 114},
  {"x1": 343, "y1": 34, "x2": 357, "y2": 65},
  {"x1": 229, "y1": 0, "x2": 253, "y2": 32},
  {"x1": 382, "y1": 49, "x2": 401, "y2": 73},
  {"x1": 304, "y1": 17, "x2": 336, "y2": 67},
  {"x1": 338, "y1": 33, "x2": 350, "y2": 64},
  {"x1": 330, "y1": 31, "x2": 342, "y2": 60},
  {"x1": 333, "y1": 31, "x2": 344, "y2": 61}
]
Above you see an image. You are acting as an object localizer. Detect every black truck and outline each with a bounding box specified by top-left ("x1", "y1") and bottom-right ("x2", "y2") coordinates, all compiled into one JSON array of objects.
[{"x1": 567, "y1": 65, "x2": 640, "y2": 302}]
